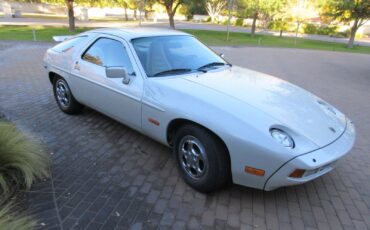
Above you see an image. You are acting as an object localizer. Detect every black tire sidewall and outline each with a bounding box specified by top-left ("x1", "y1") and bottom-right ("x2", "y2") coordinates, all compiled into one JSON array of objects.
[
  {"x1": 173, "y1": 125, "x2": 230, "y2": 193},
  {"x1": 53, "y1": 77, "x2": 82, "y2": 114}
]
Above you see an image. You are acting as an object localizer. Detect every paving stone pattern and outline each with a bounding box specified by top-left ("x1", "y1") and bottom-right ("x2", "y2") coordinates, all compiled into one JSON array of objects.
[{"x1": 0, "y1": 41, "x2": 369, "y2": 230}]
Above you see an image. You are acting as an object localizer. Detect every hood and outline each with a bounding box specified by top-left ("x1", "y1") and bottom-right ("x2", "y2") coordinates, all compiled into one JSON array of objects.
[{"x1": 182, "y1": 66, "x2": 347, "y2": 147}]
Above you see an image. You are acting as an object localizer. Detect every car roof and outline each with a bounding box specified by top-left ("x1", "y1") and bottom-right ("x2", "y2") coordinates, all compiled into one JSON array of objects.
[{"x1": 87, "y1": 27, "x2": 190, "y2": 40}]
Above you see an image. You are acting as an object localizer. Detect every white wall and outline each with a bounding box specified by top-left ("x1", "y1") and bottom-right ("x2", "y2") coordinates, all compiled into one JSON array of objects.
[
  {"x1": 0, "y1": 1, "x2": 66, "y2": 15},
  {"x1": 0, "y1": 1, "x2": 186, "y2": 21}
]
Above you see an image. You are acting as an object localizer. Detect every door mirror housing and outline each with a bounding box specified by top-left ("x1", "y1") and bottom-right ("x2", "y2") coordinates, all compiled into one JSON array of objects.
[{"x1": 106, "y1": 67, "x2": 130, "y2": 84}]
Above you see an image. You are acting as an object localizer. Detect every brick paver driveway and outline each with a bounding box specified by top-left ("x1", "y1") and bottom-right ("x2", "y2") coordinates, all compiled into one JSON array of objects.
[{"x1": 0, "y1": 41, "x2": 369, "y2": 230}]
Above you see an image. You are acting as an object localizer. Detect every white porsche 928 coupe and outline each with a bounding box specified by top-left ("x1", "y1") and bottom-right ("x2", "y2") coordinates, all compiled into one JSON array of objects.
[{"x1": 43, "y1": 28, "x2": 355, "y2": 192}]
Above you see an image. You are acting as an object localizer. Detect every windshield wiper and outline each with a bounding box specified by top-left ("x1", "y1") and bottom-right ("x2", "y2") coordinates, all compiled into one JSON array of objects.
[
  {"x1": 197, "y1": 62, "x2": 231, "y2": 72},
  {"x1": 152, "y1": 68, "x2": 193, "y2": 77}
]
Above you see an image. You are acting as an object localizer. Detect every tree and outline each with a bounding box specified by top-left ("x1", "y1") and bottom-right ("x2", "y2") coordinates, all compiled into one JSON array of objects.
[
  {"x1": 65, "y1": 0, "x2": 75, "y2": 31},
  {"x1": 237, "y1": 0, "x2": 284, "y2": 36},
  {"x1": 19, "y1": 0, "x2": 76, "y2": 31},
  {"x1": 40, "y1": 0, "x2": 118, "y2": 31},
  {"x1": 114, "y1": 0, "x2": 130, "y2": 21},
  {"x1": 324, "y1": 0, "x2": 370, "y2": 48},
  {"x1": 181, "y1": 0, "x2": 207, "y2": 20},
  {"x1": 157, "y1": 0, "x2": 184, "y2": 28},
  {"x1": 206, "y1": 0, "x2": 226, "y2": 23},
  {"x1": 267, "y1": 0, "x2": 292, "y2": 37},
  {"x1": 290, "y1": 0, "x2": 312, "y2": 45},
  {"x1": 37, "y1": 0, "x2": 76, "y2": 32},
  {"x1": 237, "y1": 0, "x2": 259, "y2": 35}
]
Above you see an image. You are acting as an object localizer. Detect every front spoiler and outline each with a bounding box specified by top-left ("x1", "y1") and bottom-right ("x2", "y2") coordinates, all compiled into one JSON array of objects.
[{"x1": 264, "y1": 119, "x2": 355, "y2": 191}]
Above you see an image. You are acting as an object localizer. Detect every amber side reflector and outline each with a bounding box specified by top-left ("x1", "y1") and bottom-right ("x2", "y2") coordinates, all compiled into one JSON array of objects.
[
  {"x1": 289, "y1": 169, "x2": 306, "y2": 178},
  {"x1": 245, "y1": 166, "x2": 265, "y2": 176}
]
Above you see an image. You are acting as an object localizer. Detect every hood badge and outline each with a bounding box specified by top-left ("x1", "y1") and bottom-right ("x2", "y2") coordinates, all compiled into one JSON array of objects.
[{"x1": 329, "y1": 127, "x2": 336, "y2": 133}]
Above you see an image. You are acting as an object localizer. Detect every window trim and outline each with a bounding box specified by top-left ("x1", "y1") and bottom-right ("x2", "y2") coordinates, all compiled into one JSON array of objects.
[
  {"x1": 80, "y1": 37, "x2": 133, "y2": 71},
  {"x1": 130, "y1": 35, "x2": 230, "y2": 78}
]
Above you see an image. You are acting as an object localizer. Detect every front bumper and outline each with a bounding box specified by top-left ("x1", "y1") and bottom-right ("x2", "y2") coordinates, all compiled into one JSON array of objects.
[{"x1": 264, "y1": 119, "x2": 355, "y2": 191}]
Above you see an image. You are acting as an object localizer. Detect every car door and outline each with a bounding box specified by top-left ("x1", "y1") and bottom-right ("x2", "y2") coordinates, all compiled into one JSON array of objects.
[{"x1": 70, "y1": 35, "x2": 143, "y2": 131}]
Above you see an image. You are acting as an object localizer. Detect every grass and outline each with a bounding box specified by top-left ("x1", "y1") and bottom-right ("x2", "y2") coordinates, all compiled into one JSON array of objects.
[
  {"x1": 0, "y1": 25, "x2": 369, "y2": 54},
  {"x1": 0, "y1": 121, "x2": 49, "y2": 195},
  {"x1": 183, "y1": 29, "x2": 370, "y2": 54},
  {"x1": 0, "y1": 204, "x2": 36, "y2": 230},
  {"x1": 0, "y1": 120, "x2": 49, "y2": 230},
  {"x1": 0, "y1": 25, "x2": 89, "y2": 42}
]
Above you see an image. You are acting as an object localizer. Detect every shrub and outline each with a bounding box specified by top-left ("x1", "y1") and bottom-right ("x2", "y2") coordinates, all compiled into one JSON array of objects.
[
  {"x1": 235, "y1": 18, "x2": 244, "y2": 26},
  {"x1": 268, "y1": 20, "x2": 289, "y2": 31},
  {"x1": 0, "y1": 121, "x2": 49, "y2": 195},
  {"x1": 303, "y1": 23, "x2": 318, "y2": 34},
  {"x1": 317, "y1": 25, "x2": 338, "y2": 36},
  {"x1": 334, "y1": 29, "x2": 350, "y2": 38},
  {"x1": 206, "y1": 16, "x2": 211, "y2": 22},
  {"x1": 302, "y1": 24, "x2": 339, "y2": 36},
  {"x1": 0, "y1": 204, "x2": 36, "y2": 230},
  {"x1": 267, "y1": 21, "x2": 276, "y2": 30}
]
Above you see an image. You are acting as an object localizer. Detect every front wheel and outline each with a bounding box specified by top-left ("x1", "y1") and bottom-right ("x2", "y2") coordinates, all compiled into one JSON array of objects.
[
  {"x1": 53, "y1": 77, "x2": 83, "y2": 114},
  {"x1": 173, "y1": 124, "x2": 231, "y2": 193}
]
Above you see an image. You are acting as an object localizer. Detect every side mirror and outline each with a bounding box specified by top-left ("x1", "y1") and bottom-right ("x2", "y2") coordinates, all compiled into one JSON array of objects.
[
  {"x1": 106, "y1": 67, "x2": 130, "y2": 84},
  {"x1": 220, "y1": 53, "x2": 225, "y2": 58}
]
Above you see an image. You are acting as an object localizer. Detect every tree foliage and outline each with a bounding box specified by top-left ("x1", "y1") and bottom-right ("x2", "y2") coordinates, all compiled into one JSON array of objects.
[
  {"x1": 322, "y1": 0, "x2": 370, "y2": 48},
  {"x1": 326, "y1": 0, "x2": 370, "y2": 23},
  {"x1": 181, "y1": 0, "x2": 207, "y2": 19},
  {"x1": 237, "y1": 0, "x2": 287, "y2": 35}
]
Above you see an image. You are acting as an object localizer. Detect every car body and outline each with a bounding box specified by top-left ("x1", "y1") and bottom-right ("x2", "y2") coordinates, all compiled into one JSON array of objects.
[{"x1": 43, "y1": 28, "x2": 355, "y2": 192}]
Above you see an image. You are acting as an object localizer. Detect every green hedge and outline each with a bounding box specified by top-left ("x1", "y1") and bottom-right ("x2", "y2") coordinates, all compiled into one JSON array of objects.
[{"x1": 303, "y1": 23, "x2": 343, "y2": 37}]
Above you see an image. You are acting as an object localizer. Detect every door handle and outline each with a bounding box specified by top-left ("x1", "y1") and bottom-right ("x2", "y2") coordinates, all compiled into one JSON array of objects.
[{"x1": 74, "y1": 61, "x2": 80, "y2": 71}]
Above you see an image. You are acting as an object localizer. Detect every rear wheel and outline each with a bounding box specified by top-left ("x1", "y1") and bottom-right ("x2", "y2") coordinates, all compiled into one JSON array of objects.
[
  {"x1": 173, "y1": 124, "x2": 230, "y2": 193},
  {"x1": 53, "y1": 77, "x2": 83, "y2": 114}
]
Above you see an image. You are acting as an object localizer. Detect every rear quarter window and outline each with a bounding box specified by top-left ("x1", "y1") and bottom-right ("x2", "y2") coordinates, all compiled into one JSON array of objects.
[{"x1": 52, "y1": 36, "x2": 88, "y2": 53}]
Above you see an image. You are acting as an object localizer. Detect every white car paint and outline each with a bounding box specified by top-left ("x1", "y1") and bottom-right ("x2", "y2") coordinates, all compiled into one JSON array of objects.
[{"x1": 43, "y1": 28, "x2": 355, "y2": 191}]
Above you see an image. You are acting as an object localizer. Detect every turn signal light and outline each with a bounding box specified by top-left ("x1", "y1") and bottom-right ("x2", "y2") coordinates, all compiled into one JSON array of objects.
[
  {"x1": 245, "y1": 166, "x2": 265, "y2": 176},
  {"x1": 289, "y1": 169, "x2": 306, "y2": 178}
]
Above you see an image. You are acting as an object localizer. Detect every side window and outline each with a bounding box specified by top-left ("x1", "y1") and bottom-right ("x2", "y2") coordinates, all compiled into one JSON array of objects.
[{"x1": 82, "y1": 38, "x2": 134, "y2": 73}]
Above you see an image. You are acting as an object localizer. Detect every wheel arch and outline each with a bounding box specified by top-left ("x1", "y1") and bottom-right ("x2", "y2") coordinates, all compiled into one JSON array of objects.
[
  {"x1": 48, "y1": 71, "x2": 57, "y2": 84},
  {"x1": 167, "y1": 118, "x2": 231, "y2": 160},
  {"x1": 167, "y1": 118, "x2": 232, "y2": 185}
]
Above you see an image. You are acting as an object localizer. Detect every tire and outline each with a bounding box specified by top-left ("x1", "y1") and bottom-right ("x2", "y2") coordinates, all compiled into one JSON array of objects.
[
  {"x1": 53, "y1": 76, "x2": 83, "y2": 114},
  {"x1": 173, "y1": 124, "x2": 231, "y2": 193}
]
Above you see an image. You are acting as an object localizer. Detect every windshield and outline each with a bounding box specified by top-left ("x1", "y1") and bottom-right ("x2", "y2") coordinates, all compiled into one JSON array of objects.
[{"x1": 131, "y1": 35, "x2": 227, "y2": 77}]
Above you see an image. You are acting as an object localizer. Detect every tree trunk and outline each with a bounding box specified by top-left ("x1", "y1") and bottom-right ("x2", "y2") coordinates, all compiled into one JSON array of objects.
[
  {"x1": 124, "y1": 7, "x2": 128, "y2": 21},
  {"x1": 279, "y1": 29, "x2": 283, "y2": 37},
  {"x1": 66, "y1": 0, "x2": 75, "y2": 32},
  {"x1": 348, "y1": 19, "x2": 359, "y2": 49},
  {"x1": 251, "y1": 11, "x2": 258, "y2": 36},
  {"x1": 168, "y1": 13, "x2": 175, "y2": 29}
]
